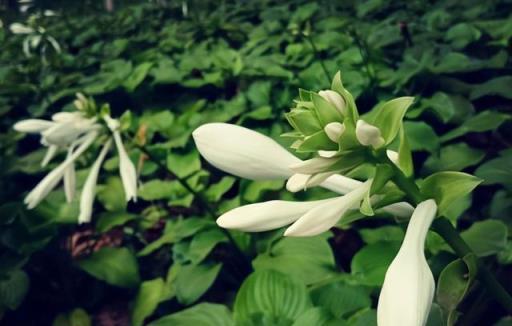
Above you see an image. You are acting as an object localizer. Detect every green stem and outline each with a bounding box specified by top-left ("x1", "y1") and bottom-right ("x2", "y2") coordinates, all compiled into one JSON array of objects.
[{"x1": 385, "y1": 159, "x2": 512, "y2": 313}]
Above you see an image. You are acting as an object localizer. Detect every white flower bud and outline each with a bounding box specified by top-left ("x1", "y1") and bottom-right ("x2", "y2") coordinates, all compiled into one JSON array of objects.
[
  {"x1": 324, "y1": 122, "x2": 345, "y2": 143},
  {"x1": 319, "y1": 90, "x2": 347, "y2": 116},
  {"x1": 356, "y1": 120, "x2": 385, "y2": 148}
]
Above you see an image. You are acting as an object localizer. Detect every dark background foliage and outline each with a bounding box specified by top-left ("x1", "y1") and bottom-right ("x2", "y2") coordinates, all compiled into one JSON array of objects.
[{"x1": 0, "y1": 0, "x2": 511, "y2": 325}]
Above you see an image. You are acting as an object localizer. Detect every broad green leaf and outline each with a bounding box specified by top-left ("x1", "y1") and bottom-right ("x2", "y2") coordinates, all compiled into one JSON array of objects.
[
  {"x1": 252, "y1": 235, "x2": 337, "y2": 285},
  {"x1": 440, "y1": 111, "x2": 510, "y2": 142},
  {"x1": 461, "y1": 220, "x2": 508, "y2": 257},
  {"x1": 148, "y1": 303, "x2": 234, "y2": 326},
  {"x1": 242, "y1": 180, "x2": 284, "y2": 202},
  {"x1": 132, "y1": 278, "x2": 165, "y2": 326},
  {"x1": 436, "y1": 254, "x2": 477, "y2": 325},
  {"x1": 445, "y1": 23, "x2": 481, "y2": 49},
  {"x1": 475, "y1": 151, "x2": 512, "y2": 189},
  {"x1": 188, "y1": 229, "x2": 227, "y2": 264},
  {"x1": 292, "y1": 308, "x2": 342, "y2": 326},
  {"x1": 372, "y1": 97, "x2": 414, "y2": 145},
  {"x1": 95, "y1": 212, "x2": 136, "y2": 232},
  {"x1": 123, "y1": 62, "x2": 153, "y2": 92},
  {"x1": 398, "y1": 126, "x2": 413, "y2": 176},
  {"x1": 470, "y1": 76, "x2": 512, "y2": 100},
  {"x1": 404, "y1": 121, "x2": 439, "y2": 153},
  {"x1": 97, "y1": 177, "x2": 127, "y2": 212},
  {"x1": 77, "y1": 247, "x2": 140, "y2": 288},
  {"x1": 234, "y1": 270, "x2": 312, "y2": 324},
  {"x1": 359, "y1": 226, "x2": 404, "y2": 244},
  {"x1": 175, "y1": 263, "x2": 222, "y2": 305},
  {"x1": 310, "y1": 282, "x2": 371, "y2": 318},
  {"x1": 205, "y1": 177, "x2": 236, "y2": 202},
  {"x1": 69, "y1": 308, "x2": 92, "y2": 326},
  {"x1": 0, "y1": 269, "x2": 29, "y2": 310},
  {"x1": 420, "y1": 172, "x2": 482, "y2": 216},
  {"x1": 351, "y1": 242, "x2": 400, "y2": 286},
  {"x1": 167, "y1": 151, "x2": 201, "y2": 179},
  {"x1": 422, "y1": 143, "x2": 485, "y2": 173}
]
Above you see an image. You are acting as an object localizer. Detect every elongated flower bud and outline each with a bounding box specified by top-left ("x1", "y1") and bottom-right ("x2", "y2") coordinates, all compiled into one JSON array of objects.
[
  {"x1": 356, "y1": 120, "x2": 385, "y2": 148},
  {"x1": 319, "y1": 90, "x2": 347, "y2": 116},
  {"x1": 63, "y1": 145, "x2": 76, "y2": 203},
  {"x1": 113, "y1": 131, "x2": 137, "y2": 202},
  {"x1": 14, "y1": 119, "x2": 54, "y2": 133},
  {"x1": 10, "y1": 23, "x2": 34, "y2": 34},
  {"x1": 78, "y1": 139, "x2": 112, "y2": 224},
  {"x1": 41, "y1": 144, "x2": 58, "y2": 167},
  {"x1": 193, "y1": 123, "x2": 300, "y2": 180},
  {"x1": 217, "y1": 198, "x2": 334, "y2": 232},
  {"x1": 324, "y1": 122, "x2": 345, "y2": 143},
  {"x1": 24, "y1": 131, "x2": 98, "y2": 209},
  {"x1": 284, "y1": 179, "x2": 372, "y2": 237},
  {"x1": 377, "y1": 199, "x2": 437, "y2": 326}
]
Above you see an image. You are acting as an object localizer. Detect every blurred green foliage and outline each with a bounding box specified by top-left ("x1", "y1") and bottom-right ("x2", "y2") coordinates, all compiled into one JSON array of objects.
[{"x1": 0, "y1": 0, "x2": 511, "y2": 325}]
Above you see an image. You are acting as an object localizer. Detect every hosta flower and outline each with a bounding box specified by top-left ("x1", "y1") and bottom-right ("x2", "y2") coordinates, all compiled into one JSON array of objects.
[
  {"x1": 193, "y1": 123, "x2": 413, "y2": 218},
  {"x1": 377, "y1": 199, "x2": 437, "y2": 326},
  {"x1": 319, "y1": 90, "x2": 347, "y2": 116},
  {"x1": 324, "y1": 122, "x2": 345, "y2": 143},
  {"x1": 356, "y1": 120, "x2": 384, "y2": 148},
  {"x1": 15, "y1": 94, "x2": 138, "y2": 223},
  {"x1": 217, "y1": 179, "x2": 373, "y2": 237}
]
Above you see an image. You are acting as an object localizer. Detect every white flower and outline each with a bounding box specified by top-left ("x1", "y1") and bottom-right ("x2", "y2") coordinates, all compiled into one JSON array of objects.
[
  {"x1": 319, "y1": 90, "x2": 347, "y2": 116},
  {"x1": 193, "y1": 123, "x2": 299, "y2": 180},
  {"x1": 217, "y1": 198, "x2": 334, "y2": 232},
  {"x1": 104, "y1": 115, "x2": 137, "y2": 202},
  {"x1": 41, "y1": 144, "x2": 58, "y2": 167},
  {"x1": 324, "y1": 122, "x2": 345, "y2": 143},
  {"x1": 377, "y1": 199, "x2": 437, "y2": 326},
  {"x1": 42, "y1": 114, "x2": 97, "y2": 146},
  {"x1": 356, "y1": 120, "x2": 385, "y2": 148},
  {"x1": 14, "y1": 119, "x2": 54, "y2": 133},
  {"x1": 10, "y1": 23, "x2": 34, "y2": 34},
  {"x1": 217, "y1": 179, "x2": 372, "y2": 237},
  {"x1": 284, "y1": 179, "x2": 372, "y2": 236},
  {"x1": 78, "y1": 139, "x2": 112, "y2": 224},
  {"x1": 193, "y1": 123, "x2": 414, "y2": 218},
  {"x1": 63, "y1": 145, "x2": 76, "y2": 203},
  {"x1": 24, "y1": 131, "x2": 98, "y2": 209}
]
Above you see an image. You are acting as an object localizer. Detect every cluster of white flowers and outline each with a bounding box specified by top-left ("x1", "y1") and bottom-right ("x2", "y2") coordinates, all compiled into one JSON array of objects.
[
  {"x1": 9, "y1": 17, "x2": 60, "y2": 58},
  {"x1": 193, "y1": 74, "x2": 437, "y2": 325},
  {"x1": 14, "y1": 94, "x2": 137, "y2": 224}
]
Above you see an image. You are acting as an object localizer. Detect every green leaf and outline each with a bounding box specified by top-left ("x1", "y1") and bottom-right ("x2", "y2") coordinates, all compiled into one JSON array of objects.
[
  {"x1": 205, "y1": 177, "x2": 236, "y2": 202},
  {"x1": 242, "y1": 180, "x2": 284, "y2": 202},
  {"x1": 0, "y1": 269, "x2": 29, "y2": 310},
  {"x1": 132, "y1": 278, "x2": 165, "y2": 326},
  {"x1": 436, "y1": 254, "x2": 477, "y2": 325},
  {"x1": 404, "y1": 121, "x2": 439, "y2": 153},
  {"x1": 445, "y1": 23, "x2": 481, "y2": 49},
  {"x1": 188, "y1": 229, "x2": 227, "y2": 264},
  {"x1": 123, "y1": 62, "x2": 153, "y2": 92},
  {"x1": 69, "y1": 308, "x2": 92, "y2": 326},
  {"x1": 310, "y1": 282, "x2": 371, "y2": 318},
  {"x1": 77, "y1": 247, "x2": 140, "y2": 288},
  {"x1": 372, "y1": 97, "x2": 414, "y2": 145},
  {"x1": 398, "y1": 126, "x2": 413, "y2": 176},
  {"x1": 148, "y1": 303, "x2": 234, "y2": 326},
  {"x1": 252, "y1": 235, "x2": 337, "y2": 285},
  {"x1": 167, "y1": 151, "x2": 201, "y2": 179},
  {"x1": 95, "y1": 212, "x2": 136, "y2": 232},
  {"x1": 461, "y1": 220, "x2": 508, "y2": 257},
  {"x1": 175, "y1": 263, "x2": 222, "y2": 305},
  {"x1": 470, "y1": 76, "x2": 512, "y2": 100},
  {"x1": 422, "y1": 143, "x2": 485, "y2": 173},
  {"x1": 234, "y1": 270, "x2": 312, "y2": 324},
  {"x1": 351, "y1": 242, "x2": 400, "y2": 286},
  {"x1": 420, "y1": 172, "x2": 482, "y2": 216},
  {"x1": 440, "y1": 111, "x2": 510, "y2": 142},
  {"x1": 475, "y1": 151, "x2": 512, "y2": 189},
  {"x1": 292, "y1": 308, "x2": 341, "y2": 326}
]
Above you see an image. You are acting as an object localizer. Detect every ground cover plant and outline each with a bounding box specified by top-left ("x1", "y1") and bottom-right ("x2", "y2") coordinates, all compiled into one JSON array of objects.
[{"x1": 0, "y1": 0, "x2": 512, "y2": 325}]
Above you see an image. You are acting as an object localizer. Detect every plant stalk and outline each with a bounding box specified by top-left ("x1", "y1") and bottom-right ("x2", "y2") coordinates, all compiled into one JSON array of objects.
[{"x1": 384, "y1": 158, "x2": 512, "y2": 313}]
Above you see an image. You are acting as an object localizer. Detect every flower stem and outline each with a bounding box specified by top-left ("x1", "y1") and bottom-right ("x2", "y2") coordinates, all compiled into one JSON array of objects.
[{"x1": 384, "y1": 158, "x2": 512, "y2": 313}]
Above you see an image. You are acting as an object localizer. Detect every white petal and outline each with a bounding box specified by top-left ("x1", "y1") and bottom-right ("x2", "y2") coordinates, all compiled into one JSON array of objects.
[
  {"x1": 193, "y1": 123, "x2": 300, "y2": 180},
  {"x1": 318, "y1": 90, "x2": 347, "y2": 116},
  {"x1": 284, "y1": 179, "x2": 372, "y2": 237},
  {"x1": 63, "y1": 146, "x2": 76, "y2": 203},
  {"x1": 14, "y1": 119, "x2": 54, "y2": 133},
  {"x1": 41, "y1": 145, "x2": 59, "y2": 167},
  {"x1": 286, "y1": 173, "x2": 310, "y2": 192},
  {"x1": 103, "y1": 115, "x2": 121, "y2": 131},
  {"x1": 318, "y1": 150, "x2": 337, "y2": 158},
  {"x1": 386, "y1": 150, "x2": 399, "y2": 165},
  {"x1": 113, "y1": 131, "x2": 137, "y2": 202},
  {"x1": 10, "y1": 23, "x2": 34, "y2": 34},
  {"x1": 52, "y1": 111, "x2": 82, "y2": 122},
  {"x1": 377, "y1": 199, "x2": 437, "y2": 326},
  {"x1": 290, "y1": 156, "x2": 337, "y2": 175},
  {"x1": 324, "y1": 122, "x2": 345, "y2": 143},
  {"x1": 78, "y1": 139, "x2": 112, "y2": 224},
  {"x1": 356, "y1": 120, "x2": 385, "y2": 148},
  {"x1": 25, "y1": 131, "x2": 97, "y2": 209},
  {"x1": 217, "y1": 198, "x2": 334, "y2": 232}
]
